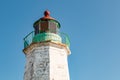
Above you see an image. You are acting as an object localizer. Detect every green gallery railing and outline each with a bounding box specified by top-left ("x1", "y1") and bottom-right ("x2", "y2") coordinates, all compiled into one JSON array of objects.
[{"x1": 23, "y1": 31, "x2": 70, "y2": 48}]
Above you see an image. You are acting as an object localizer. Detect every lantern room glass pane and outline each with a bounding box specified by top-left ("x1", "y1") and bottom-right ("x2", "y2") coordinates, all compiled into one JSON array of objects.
[
  {"x1": 34, "y1": 23, "x2": 39, "y2": 35},
  {"x1": 49, "y1": 22, "x2": 58, "y2": 34},
  {"x1": 40, "y1": 21, "x2": 49, "y2": 33}
]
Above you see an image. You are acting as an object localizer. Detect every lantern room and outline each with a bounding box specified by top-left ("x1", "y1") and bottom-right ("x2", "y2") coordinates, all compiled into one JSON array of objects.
[{"x1": 33, "y1": 10, "x2": 61, "y2": 35}]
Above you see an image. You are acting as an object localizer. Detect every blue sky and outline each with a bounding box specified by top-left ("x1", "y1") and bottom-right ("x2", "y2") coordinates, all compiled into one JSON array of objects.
[{"x1": 0, "y1": 0, "x2": 120, "y2": 80}]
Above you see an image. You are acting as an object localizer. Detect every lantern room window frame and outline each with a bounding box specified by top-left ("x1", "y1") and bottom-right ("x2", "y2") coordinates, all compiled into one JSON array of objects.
[{"x1": 34, "y1": 20, "x2": 60, "y2": 35}]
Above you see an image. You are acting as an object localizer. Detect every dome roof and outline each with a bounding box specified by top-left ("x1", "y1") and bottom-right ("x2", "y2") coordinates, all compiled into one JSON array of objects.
[{"x1": 40, "y1": 10, "x2": 54, "y2": 20}]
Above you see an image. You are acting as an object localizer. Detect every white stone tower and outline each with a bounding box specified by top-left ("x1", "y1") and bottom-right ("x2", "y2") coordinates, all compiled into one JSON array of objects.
[{"x1": 23, "y1": 10, "x2": 71, "y2": 80}]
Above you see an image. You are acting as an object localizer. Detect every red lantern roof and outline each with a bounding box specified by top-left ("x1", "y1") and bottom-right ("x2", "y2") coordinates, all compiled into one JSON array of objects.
[{"x1": 40, "y1": 10, "x2": 54, "y2": 20}]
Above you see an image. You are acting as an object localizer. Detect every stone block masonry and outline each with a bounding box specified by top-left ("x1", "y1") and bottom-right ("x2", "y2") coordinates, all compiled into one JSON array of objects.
[
  {"x1": 23, "y1": 42, "x2": 70, "y2": 80},
  {"x1": 24, "y1": 46, "x2": 50, "y2": 80}
]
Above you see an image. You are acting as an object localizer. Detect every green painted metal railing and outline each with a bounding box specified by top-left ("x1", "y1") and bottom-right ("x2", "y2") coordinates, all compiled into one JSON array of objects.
[
  {"x1": 23, "y1": 31, "x2": 70, "y2": 48},
  {"x1": 23, "y1": 31, "x2": 34, "y2": 48}
]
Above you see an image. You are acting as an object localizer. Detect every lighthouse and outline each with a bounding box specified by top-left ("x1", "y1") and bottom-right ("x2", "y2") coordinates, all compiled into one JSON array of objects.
[{"x1": 23, "y1": 10, "x2": 71, "y2": 80}]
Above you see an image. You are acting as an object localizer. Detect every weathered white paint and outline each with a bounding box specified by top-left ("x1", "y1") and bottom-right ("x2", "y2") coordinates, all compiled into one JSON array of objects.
[
  {"x1": 24, "y1": 43, "x2": 70, "y2": 80},
  {"x1": 49, "y1": 46, "x2": 70, "y2": 80}
]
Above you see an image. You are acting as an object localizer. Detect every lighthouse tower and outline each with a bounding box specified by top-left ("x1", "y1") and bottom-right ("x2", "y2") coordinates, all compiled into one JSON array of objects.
[{"x1": 23, "y1": 10, "x2": 71, "y2": 80}]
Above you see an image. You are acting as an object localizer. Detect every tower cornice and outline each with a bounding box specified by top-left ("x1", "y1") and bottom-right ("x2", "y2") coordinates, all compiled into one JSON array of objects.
[{"x1": 23, "y1": 41, "x2": 71, "y2": 55}]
